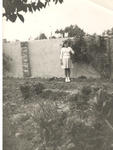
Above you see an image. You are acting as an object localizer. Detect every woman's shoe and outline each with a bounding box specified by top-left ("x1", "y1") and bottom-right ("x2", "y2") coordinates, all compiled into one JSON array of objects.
[
  {"x1": 65, "y1": 77, "x2": 68, "y2": 82},
  {"x1": 67, "y1": 77, "x2": 70, "y2": 82}
]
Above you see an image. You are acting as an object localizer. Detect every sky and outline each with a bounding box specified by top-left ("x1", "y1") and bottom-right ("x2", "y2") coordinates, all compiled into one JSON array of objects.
[
  {"x1": 91, "y1": 0, "x2": 113, "y2": 10},
  {"x1": 2, "y1": 0, "x2": 113, "y2": 41}
]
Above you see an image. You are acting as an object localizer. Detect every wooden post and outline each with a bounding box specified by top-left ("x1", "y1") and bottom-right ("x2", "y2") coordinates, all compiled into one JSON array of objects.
[
  {"x1": 107, "y1": 37, "x2": 112, "y2": 80},
  {"x1": 109, "y1": 37, "x2": 113, "y2": 80}
]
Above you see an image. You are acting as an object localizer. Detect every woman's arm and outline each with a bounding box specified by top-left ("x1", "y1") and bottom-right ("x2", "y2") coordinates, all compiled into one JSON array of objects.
[{"x1": 70, "y1": 47, "x2": 75, "y2": 54}]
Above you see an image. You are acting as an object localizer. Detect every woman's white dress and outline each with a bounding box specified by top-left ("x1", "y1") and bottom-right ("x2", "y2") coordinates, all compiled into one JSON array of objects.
[{"x1": 60, "y1": 47, "x2": 74, "y2": 69}]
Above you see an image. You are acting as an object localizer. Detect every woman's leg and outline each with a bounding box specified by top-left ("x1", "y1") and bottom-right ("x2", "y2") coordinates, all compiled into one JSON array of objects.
[
  {"x1": 67, "y1": 68, "x2": 71, "y2": 82},
  {"x1": 65, "y1": 69, "x2": 67, "y2": 77},
  {"x1": 67, "y1": 68, "x2": 71, "y2": 78},
  {"x1": 64, "y1": 69, "x2": 68, "y2": 82}
]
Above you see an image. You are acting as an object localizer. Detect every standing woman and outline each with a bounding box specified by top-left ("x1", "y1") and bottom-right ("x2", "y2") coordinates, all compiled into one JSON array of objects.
[{"x1": 60, "y1": 41, "x2": 74, "y2": 82}]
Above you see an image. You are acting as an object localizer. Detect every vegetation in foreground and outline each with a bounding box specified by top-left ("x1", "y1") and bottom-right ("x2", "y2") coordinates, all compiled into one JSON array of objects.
[{"x1": 3, "y1": 78, "x2": 113, "y2": 150}]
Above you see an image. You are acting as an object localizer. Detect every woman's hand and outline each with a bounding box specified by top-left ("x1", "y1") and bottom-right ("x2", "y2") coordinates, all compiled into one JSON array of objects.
[{"x1": 71, "y1": 49, "x2": 75, "y2": 54}]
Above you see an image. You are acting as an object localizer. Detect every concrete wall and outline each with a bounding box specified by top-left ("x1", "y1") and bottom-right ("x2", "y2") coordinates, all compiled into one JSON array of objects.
[
  {"x1": 28, "y1": 39, "x2": 100, "y2": 78},
  {"x1": 3, "y1": 42, "x2": 23, "y2": 77},
  {"x1": 3, "y1": 39, "x2": 100, "y2": 78},
  {"x1": 28, "y1": 39, "x2": 64, "y2": 78}
]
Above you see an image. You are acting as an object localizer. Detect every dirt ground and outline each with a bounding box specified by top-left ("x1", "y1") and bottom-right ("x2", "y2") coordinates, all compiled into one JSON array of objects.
[{"x1": 3, "y1": 77, "x2": 113, "y2": 150}]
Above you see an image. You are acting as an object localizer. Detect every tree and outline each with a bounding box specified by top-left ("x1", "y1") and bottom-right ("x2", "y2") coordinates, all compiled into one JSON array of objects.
[
  {"x1": 39, "y1": 33, "x2": 47, "y2": 40},
  {"x1": 34, "y1": 37, "x2": 39, "y2": 40},
  {"x1": 50, "y1": 36, "x2": 56, "y2": 39},
  {"x1": 55, "y1": 29, "x2": 65, "y2": 38},
  {"x1": 55, "y1": 25, "x2": 85, "y2": 38},
  {"x1": 102, "y1": 27, "x2": 113, "y2": 36},
  {"x1": 3, "y1": 0, "x2": 63, "y2": 22},
  {"x1": 64, "y1": 25, "x2": 85, "y2": 37}
]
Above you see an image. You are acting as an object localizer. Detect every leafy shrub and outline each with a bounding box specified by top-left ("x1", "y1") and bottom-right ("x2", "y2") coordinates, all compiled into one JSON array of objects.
[
  {"x1": 32, "y1": 101, "x2": 67, "y2": 150},
  {"x1": 34, "y1": 82, "x2": 45, "y2": 95},
  {"x1": 39, "y1": 90, "x2": 67, "y2": 101},
  {"x1": 63, "y1": 35, "x2": 110, "y2": 79},
  {"x1": 68, "y1": 86, "x2": 92, "y2": 111},
  {"x1": 3, "y1": 117, "x2": 18, "y2": 150},
  {"x1": 3, "y1": 53, "x2": 12, "y2": 76},
  {"x1": 39, "y1": 33, "x2": 47, "y2": 40},
  {"x1": 20, "y1": 83, "x2": 31, "y2": 100},
  {"x1": 81, "y1": 85, "x2": 92, "y2": 96},
  {"x1": 78, "y1": 76, "x2": 87, "y2": 80},
  {"x1": 96, "y1": 87, "x2": 113, "y2": 117},
  {"x1": 20, "y1": 82, "x2": 45, "y2": 100},
  {"x1": 4, "y1": 80, "x2": 113, "y2": 150}
]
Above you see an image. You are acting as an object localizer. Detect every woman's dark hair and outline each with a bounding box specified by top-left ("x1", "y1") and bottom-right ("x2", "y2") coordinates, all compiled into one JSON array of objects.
[{"x1": 62, "y1": 40, "x2": 68, "y2": 47}]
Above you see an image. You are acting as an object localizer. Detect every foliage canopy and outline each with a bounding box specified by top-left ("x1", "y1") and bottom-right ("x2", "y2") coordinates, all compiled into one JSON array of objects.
[
  {"x1": 55, "y1": 25, "x2": 85, "y2": 38},
  {"x1": 3, "y1": 0, "x2": 63, "y2": 22},
  {"x1": 63, "y1": 34, "x2": 111, "y2": 78}
]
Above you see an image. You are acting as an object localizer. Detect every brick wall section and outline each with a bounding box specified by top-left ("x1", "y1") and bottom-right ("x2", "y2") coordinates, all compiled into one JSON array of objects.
[{"x1": 21, "y1": 42, "x2": 31, "y2": 77}]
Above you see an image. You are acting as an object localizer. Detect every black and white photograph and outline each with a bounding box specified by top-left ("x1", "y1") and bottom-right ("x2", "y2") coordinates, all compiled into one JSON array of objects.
[{"x1": 2, "y1": 0, "x2": 113, "y2": 150}]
